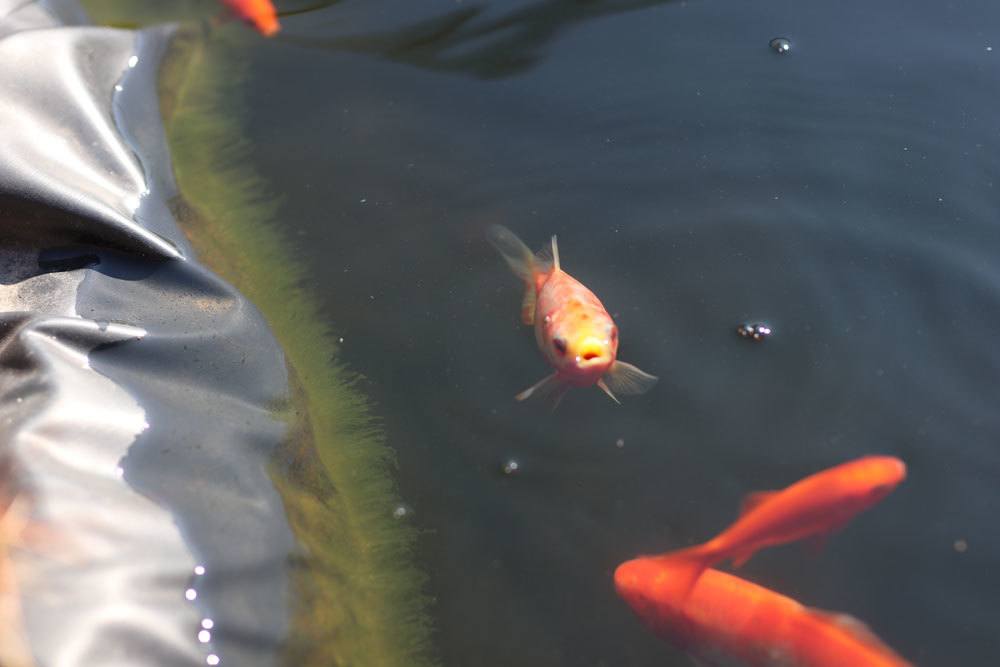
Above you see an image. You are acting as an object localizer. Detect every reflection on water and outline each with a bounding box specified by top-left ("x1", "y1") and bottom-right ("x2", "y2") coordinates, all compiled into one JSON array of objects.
[{"x1": 284, "y1": 0, "x2": 678, "y2": 78}]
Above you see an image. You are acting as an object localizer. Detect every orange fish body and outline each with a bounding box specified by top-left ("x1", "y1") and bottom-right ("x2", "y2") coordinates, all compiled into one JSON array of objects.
[
  {"x1": 488, "y1": 225, "x2": 656, "y2": 405},
  {"x1": 661, "y1": 456, "x2": 907, "y2": 599},
  {"x1": 222, "y1": 0, "x2": 280, "y2": 36},
  {"x1": 615, "y1": 559, "x2": 913, "y2": 667}
]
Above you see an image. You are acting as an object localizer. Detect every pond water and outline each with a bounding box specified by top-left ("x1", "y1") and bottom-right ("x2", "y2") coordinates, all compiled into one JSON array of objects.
[{"x1": 165, "y1": 0, "x2": 1000, "y2": 664}]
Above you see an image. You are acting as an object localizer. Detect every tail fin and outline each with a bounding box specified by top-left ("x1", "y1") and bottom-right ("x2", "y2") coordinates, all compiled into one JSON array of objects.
[
  {"x1": 487, "y1": 225, "x2": 536, "y2": 282},
  {"x1": 651, "y1": 543, "x2": 717, "y2": 603},
  {"x1": 488, "y1": 225, "x2": 542, "y2": 324}
]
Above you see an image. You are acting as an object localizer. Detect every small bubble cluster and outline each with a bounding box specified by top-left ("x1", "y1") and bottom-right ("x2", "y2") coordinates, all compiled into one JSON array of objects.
[
  {"x1": 502, "y1": 459, "x2": 521, "y2": 475},
  {"x1": 392, "y1": 504, "x2": 412, "y2": 519},
  {"x1": 737, "y1": 322, "x2": 772, "y2": 341},
  {"x1": 769, "y1": 37, "x2": 791, "y2": 54},
  {"x1": 187, "y1": 565, "x2": 219, "y2": 664}
]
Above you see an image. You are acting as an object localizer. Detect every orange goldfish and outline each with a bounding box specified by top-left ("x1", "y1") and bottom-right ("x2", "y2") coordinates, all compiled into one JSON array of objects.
[
  {"x1": 651, "y1": 456, "x2": 907, "y2": 601},
  {"x1": 0, "y1": 495, "x2": 37, "y2": 667},
  {"x1": 488, "y1": 225, "x2": 657, "y2": 406},
  {"x1": 221, "y1": 0, "x2": 280, "y2": 37},
  {"x1": 614, "y1": 559, "x2": 913, "y2": 667}
]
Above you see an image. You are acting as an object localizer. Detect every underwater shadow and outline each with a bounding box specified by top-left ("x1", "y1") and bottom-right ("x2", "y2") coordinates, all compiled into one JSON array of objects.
[{"x1": 285, "y1": 0, "x2": 682, "y2": 79}]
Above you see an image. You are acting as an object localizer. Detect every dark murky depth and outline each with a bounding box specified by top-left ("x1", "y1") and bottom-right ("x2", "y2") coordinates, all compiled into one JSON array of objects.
[{"x1": 246, "y1": 0, "x2": 999, "y2": 664}]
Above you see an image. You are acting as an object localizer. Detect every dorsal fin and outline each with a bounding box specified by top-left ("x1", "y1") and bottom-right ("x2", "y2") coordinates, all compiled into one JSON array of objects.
[
  {"x1": 550, "y1": 235, "x2": 560, "y2": 271},
  {"x1": 805, "y1": 608, "x2": 913, "y2": 664},
  {"x1": 534, "y1": 244, "x2": 555, "y2": 272},
  {"x1": 739, "y1": 490, "x2": 778, "y2": 518}
]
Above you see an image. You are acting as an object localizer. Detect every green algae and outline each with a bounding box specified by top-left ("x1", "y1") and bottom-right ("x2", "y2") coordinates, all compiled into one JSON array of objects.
[{"x1": 82, "y1": 4, "x2": 437, "y2": 666}]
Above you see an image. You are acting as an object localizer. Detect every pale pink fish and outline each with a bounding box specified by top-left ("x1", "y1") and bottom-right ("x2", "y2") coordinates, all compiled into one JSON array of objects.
[{"x1": 488, "y1": 225, "x2": 657, "y2": 406}]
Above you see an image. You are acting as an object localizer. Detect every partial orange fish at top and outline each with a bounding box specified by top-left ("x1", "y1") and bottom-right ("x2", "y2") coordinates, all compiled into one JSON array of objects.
[
  {"x1": 0, "y1": 494, "x2": 39, "y2": 667},
  {"x1": 655, "y1": 456, "x2": 907, "y2": 601},
  {"x1": 487, "y1": 225, "x2": 657, "y2": 407},
  {"x1": 221, "y1": 0, "x2": 281, "y2": 37},
  {"x1": 614, "y1": 560, "x2": 913, "y2": 667}
]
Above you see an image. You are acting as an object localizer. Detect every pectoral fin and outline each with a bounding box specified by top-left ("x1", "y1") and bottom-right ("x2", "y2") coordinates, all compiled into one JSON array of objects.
[
  {"x1": 515, "y1": 373, "x2": 570, "y2": 411},
  {"x1": 602, "y1": 361, "x2": 658, "y2": 396},
  {"x1": 596, "y1": 379, "x2": 621, "y2": 404},
  {"x1": 738, "y1": 490, "x2": 778, "y2": 518},
  {"x1": 804, "y1": 609, "x2": 911, "y2": 663},
  {"x1": 730, "y1": 545, "x2": 760, "y2": 568}
]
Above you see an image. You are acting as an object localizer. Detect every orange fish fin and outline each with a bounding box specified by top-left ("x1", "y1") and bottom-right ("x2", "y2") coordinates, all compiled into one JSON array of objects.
[
  {"x1": 652, "y1": 546, "x2": 712, "y2": 603},
  {"x1": 803, "y1": 516, "x2": 851, "y2": 557},
  {"x1": 520, "y1": 283, "x2": 536, "y2": 325},
  {"x1": 804, "y1": 532, "x2": 831, "y2": 558},
  {"x1": 596, "y1": 379, "x2": 621, "y2": 404},
  {"x1": 603, "y1": 361, "x2": 658, "y2": 396},
  {"x1": 730, "y1": 544, "x2": 760, "y2": 568},
  {"x1": 738, "y1": 490, "x2": 779, "y2": 518},
  {"x1": 804, "y1": 608, "x2": 913, "y2": 665}
]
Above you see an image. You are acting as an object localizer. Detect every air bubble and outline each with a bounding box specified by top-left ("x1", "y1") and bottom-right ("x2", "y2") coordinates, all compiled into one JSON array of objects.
[
  {"x1": 769, "y1": 37, "x2": 791, "y2": 54},
  {"x1": 502, "y1": 459, "x2": 520, "y2": 475},
  {"x1": 737, "y1": 322, "x2": 773, "y2": 341}
]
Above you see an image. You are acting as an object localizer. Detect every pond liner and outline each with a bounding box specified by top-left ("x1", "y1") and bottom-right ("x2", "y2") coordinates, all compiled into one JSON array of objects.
[
  {"x1": 0, "y1": 2, "x2": 293, "y2": 666},
  {"x1": 1, "y1": 0, "x2": 436, "y2": 665}
]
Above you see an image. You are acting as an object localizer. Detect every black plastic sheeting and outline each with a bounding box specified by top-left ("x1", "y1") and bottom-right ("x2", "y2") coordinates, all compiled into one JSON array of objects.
[{"x1": 0, "y1": 2, "x2": 294, "y2": 665}]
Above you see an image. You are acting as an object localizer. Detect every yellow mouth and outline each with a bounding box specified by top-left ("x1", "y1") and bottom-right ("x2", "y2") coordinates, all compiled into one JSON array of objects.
[{"x1": 574, "y1": 337, "x2": 607, "y2": 364}]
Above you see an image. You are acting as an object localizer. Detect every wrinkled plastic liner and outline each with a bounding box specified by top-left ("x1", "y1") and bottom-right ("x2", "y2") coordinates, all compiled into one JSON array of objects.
[{"x1": 0, "y1": 2, "x2": 294, "y2": 665}]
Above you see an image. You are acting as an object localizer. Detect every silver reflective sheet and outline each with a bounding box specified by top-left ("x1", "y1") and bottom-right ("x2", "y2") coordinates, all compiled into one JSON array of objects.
[{"x1": 0, "y1": 2, "x2": 294, "y2": 665}]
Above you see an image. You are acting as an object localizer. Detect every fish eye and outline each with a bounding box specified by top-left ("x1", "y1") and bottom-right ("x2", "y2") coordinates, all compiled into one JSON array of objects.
[{"x1": 553, "y1": 337, "x2": 567, "y2": 355}]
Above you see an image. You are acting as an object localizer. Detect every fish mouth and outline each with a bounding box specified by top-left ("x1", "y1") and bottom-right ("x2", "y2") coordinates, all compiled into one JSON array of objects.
[{"x1": 574, "y1": 338, "x2": 609, "y2": 365}]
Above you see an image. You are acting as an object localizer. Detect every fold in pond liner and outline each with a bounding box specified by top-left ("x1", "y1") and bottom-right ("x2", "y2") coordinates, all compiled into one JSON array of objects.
[
  {"x1": 1, "y1": 1, "x2": 435, "y2": 665},
  {"x1": 1, "y1": 1, "x2": 290, "y2": 665}
]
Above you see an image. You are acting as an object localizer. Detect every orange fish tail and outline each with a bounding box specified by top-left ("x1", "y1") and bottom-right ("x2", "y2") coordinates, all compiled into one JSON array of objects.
[
  {"x1": 652, "y1": 543, "x2": 717, "y2": 603},
  {"x1": 488, "y1": 225, "x2": 545, "y2": 324}
]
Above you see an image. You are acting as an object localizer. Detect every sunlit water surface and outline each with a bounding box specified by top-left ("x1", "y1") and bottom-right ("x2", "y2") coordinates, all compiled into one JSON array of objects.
[{"x1": 237, "y1": 0, "x2": 998, "y2": 664}]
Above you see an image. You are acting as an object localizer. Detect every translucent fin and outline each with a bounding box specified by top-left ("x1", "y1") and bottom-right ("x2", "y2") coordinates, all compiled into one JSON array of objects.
[
  {"x1": 487, "y1": 225, "x2": 536, "y2": 282},
  {"x1": 548, "y1": 384, "x2": 571, "y2": 412},
  {"x1": 739, "y1": 490, "x2": 778, "y2": 518},
  {"x1": 515, "y1": 372, "x2": 561, "y2": 402},
  {"x1": 731, "y1": 545, "x2": 759, "y2": 568},
  {"x1": 603, "y1": 361, "x2": 658, "y2": 396},
  {"x1": 805, "y1": 533, "x2": 831, "y2": 558},
  {"x1": 521, "y1": 286, "x2": 536, "y2": 325},
  {"x1": 534, "y1": 243, "x2": 555, "y2": 271},
  {"x1": 804, "y1": 609, "x2": 914, "y2": 665},
  {"x1": 550, "y1": 235, "x2": 560, "y2": 271},
  {"x1": 596, "y1": 378, "x2": 621, "y2": 404}
]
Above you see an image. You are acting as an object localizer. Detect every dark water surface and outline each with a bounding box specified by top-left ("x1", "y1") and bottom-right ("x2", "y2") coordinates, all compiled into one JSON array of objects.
[{"x1": 246, "y1": 1, "x2": 999, "y2": 664}]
